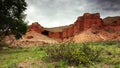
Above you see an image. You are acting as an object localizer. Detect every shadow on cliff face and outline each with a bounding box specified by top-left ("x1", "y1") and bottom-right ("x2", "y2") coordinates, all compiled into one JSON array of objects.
[{"x1": 42, "y1": 30, "x2": 49, "y2": 36}]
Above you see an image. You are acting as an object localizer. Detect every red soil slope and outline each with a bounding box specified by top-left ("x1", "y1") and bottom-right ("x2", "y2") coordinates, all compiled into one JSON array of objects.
[{"x1": 11, "y1": 31, "x2": 58, "y2": 47}]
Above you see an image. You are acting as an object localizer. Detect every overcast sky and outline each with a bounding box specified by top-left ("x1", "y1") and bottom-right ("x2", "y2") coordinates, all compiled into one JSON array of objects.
[{"x1": 25, "y1": 0, "x2": 120, "y2": 28}]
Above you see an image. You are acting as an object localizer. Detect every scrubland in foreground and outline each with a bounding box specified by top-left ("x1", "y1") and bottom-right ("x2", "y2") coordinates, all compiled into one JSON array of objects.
[{"x1": 0, "y1": 41, "x2": 120, "y2": 68}]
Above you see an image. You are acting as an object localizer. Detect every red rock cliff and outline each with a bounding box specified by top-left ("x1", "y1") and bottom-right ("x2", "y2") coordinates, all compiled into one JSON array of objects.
[{"x1": 28, "y1": 13, "x2": 107, "y2": 40}]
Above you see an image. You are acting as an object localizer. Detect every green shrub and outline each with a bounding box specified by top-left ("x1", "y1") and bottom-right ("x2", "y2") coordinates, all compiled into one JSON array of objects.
[
  {"x1": 48, "y1": 64, "x2": 54, "y2": 68},
  {"x1": 57, "y1": 60, "x2": 68, "y2": 68},
  {"x1": 45, "y1": 42, "x2": 102, "y2": 66},
  {"x1": 101, "y1": 41, "x2": 117, "y2": 45}
]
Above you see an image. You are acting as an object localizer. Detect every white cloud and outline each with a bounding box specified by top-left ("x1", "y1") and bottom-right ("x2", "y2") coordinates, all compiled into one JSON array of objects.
[{"x1": 25, "y1": 0, "x2": 120, "y2": 28}]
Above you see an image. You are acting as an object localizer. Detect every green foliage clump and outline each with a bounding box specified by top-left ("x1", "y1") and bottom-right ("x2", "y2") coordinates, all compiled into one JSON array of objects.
[
  {"x1": 45, "y1": 42, "x2": 102, "y2": 65},
  {"x1": 0, "y1": 0, "x2": 27, "y2": 41},
  {"x1": 0, "y1": 46, "x2": 46, "y2": 68}
]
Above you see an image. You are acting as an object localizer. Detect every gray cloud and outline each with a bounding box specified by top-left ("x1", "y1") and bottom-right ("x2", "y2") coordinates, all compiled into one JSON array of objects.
[
  {"x1": 93, "y1": 0, "x2": 120, "y2": 11},
  {"x1": 25, "y1": 0, "x2": 120, "y2": 27}
]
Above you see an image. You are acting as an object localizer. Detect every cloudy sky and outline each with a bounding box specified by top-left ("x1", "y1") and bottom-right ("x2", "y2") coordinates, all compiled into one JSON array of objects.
[{"x1": 25, "y1": 0, "x2": 120, "y2": 28}]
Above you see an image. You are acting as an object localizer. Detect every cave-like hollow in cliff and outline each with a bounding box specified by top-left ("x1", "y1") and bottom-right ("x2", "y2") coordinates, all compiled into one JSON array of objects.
[{"x1": 42, "y1": 30, "x2": 49, "y2": 36}]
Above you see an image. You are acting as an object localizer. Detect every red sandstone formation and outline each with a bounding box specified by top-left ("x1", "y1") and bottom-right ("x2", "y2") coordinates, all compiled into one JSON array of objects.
[
  {"x1": 29, "y1": 22, "x2": 44, "y2": 33},
  {"x1": 83, "y1": 13, "x2": 103, "y2": 30},
  {"x1": 39, "y1": 13, "x2": 103, "y2": 40},
  {"x1": 28, "y1": 13, "x2": 120, "y2": 42},
  {"x1": 6, "y1": 13, "x2": 120, "y2": 47}
]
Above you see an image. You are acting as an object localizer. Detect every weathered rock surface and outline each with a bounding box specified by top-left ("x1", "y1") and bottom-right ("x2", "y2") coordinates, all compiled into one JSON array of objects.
[
  {"x1": 29, "y1": 22, "x2": 44, "y2": 33},
  {"x1": 83, "y1": 13, "x2": 103, "y2": 30},
  {"x1": 16, "y1": 13, "x2": 120, "y2": 45},
  {"x1": 73, "y1": 18, "x2": 120, "y2": 42},
  {"x1": 34, "y1": 13, "x2": 103, "y2": 40}
]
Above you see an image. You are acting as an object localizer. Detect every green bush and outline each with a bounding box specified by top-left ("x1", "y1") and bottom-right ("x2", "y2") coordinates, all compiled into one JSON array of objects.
[{"x1": 45, "y1": 42, "x2": 102, "y2": 66}]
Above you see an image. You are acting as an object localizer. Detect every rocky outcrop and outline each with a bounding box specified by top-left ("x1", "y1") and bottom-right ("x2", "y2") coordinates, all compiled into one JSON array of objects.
[
  {"x1": 46, "y1": 13, "x2": 103, "y2": 40},
  {"x1": 8, "y1": 13, "x2": 120, "y2": 47},
  {"x1": 28, "y1": 13, "x2": 120, "y2": 42},
  {"x1": 83, "y1": 13, "x2": 103, "y2": 30},
  {"x1": 29, "y1": 22, "x2": 44, "y2": 33},
  {"x1": 73, "y1": 16, "x2": 120, "y2": 43}
]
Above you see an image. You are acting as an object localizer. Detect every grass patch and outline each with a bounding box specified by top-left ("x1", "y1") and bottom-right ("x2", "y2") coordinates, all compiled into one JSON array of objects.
[
  {"x1": 0, "y1": 46, "x2": 46, "y2": 68},
  {"x1": 0, "y1": 41, "x2": 120, "y2": 68}
]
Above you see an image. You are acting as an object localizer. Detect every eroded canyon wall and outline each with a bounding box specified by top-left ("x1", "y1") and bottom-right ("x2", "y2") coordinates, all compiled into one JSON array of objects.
[{"x1": 28, "y1": 13, "x2": 120, "y2": 40}]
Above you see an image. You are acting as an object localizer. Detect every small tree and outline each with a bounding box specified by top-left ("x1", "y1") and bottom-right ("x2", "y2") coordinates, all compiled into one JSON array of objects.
[{"x1": 0, "y1": 0, "x2": 27, "y2": 41}]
